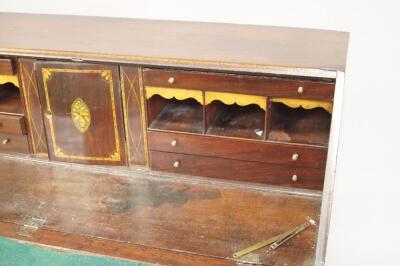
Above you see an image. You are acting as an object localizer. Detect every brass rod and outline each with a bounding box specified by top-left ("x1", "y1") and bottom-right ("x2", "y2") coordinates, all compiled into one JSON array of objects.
[{"x1": 233, "y1": 218, "x2": 315, "y2": 259}]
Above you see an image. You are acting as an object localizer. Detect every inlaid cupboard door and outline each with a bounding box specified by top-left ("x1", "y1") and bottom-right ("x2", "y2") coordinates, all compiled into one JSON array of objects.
[{"x1": 35, "y1": 62, "x2": 127, "y2": 165}]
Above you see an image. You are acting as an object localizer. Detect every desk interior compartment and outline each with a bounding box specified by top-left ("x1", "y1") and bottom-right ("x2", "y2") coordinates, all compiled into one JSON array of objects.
[
  {"x1": 268, "y1": 99, "x2": 332, "y2": 146},
  {"x1": 205, "y1": 92, "x2": 266, "y2": 140},
  {"x1": 0, "y1": 79, "x2": 23, "y2": 116},
  {"x1": 146, "y1": 87, "x2": 204, "y2": 134}
]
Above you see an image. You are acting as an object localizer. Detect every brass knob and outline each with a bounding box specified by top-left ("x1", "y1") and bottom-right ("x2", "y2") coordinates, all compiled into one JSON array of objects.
[
  {"x1": 168, "y1": 77, "x2": 175, "y2": 84},
  {"x1": 2, "y1": 138, "x2": 10, "y2": 145},
  {"x1": 45, "y1": 110, "x2": 52, "y2": 119},
  {"x1": 297, "y1": 86, "x2": 304, "y2": 94},
  {"x1": 291, "y1": 153, "x2": 299, "y2": 161},
  {"x1": 173, "y1": 161, "x2": 180, "y2": 168},
  {"x1": 292, "y1": 174, "x2": 298, "y2": 182},
  {"x1": 171, "y1": 139, "x2": 178, "y2": 147}
]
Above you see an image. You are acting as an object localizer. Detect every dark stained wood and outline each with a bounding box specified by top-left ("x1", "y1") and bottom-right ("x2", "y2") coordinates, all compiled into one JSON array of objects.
[
  {"x1": 0, "y1": 58, "x2": 15, "y2": 75},
  {"x1": 0, "y1": 155, "x2": 321, "y2": 266},
  {"x1": 0, "y1": 133, "x2": 29, "y2": 153},
  {"x1": 0, "y1": 12, "x2": 348, "y2": 266},
  {"x1": 269, "y1": 102, "x2": 332, "y2": 146},
  {"x1": 0, "y1": 13, "x2": 348, "y2": 74},
  {"x1": 17, "y1": 58, "x2": 48, "y2": 156},
  {"x1": 264, "y1": 98, "x2": 272, "y2": 141},
  {"x1": 120, "y1": 66, "x2": 147, "y2": 166},
  {"x1": 35, "y1": 61, "x2": 127, "y2": 165},
  {"x1": 0, "y1": 221, "x2": 233, "y2": 266},
  {"x1": 148, "y1": 97, "x2": 204, "y2": 134},
  {"x1": 146, "y1": 94, "x2": 168, "y2": 127},
  {"x1": 0, "y1": 83, "x2": 24, "y2": 115},
  {"x1": 206, "y1": 101, "x2": 265, "y2": 140},
  {"x1": 150, "y1": 150, "x2": 325, "y2": 190},
  {"x1": 143, "y1": 69, "x2": 335, "y2": 101},
  {"x1": 148, "y1": 130, "x2": 327, "y2": 169},
  {"x1": 0, "y1": 113, "x2": 26, "y2": 135}
]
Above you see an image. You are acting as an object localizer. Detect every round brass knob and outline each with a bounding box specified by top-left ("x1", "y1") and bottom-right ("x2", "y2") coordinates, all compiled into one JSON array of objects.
[
  {"x1": 45, "y1": 110, "x2": 52, "y2": 119},
  {"x1": 171, "y1": 139, "x2": 178, "y2": 147},
  {"x1": 291, "y1": 153, "x2": 299, "y2": 161},
  {"x1": 168, "y1": 77, "x2": 175, "y2": 84},
  {"x1": 297, "y1": 86, "x2": 304, "y2": 94},
  {"x1": 173, "y1": 161, "x2": 180, "y2": 168},
  {"x1": 2, "y1": 138, "x2": 10, "y2": 145},
  {"x1": 292, "y1": 174, "x2": 298, "y2": 182}
]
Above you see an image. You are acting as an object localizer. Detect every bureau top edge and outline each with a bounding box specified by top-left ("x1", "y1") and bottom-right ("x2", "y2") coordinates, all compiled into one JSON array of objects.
[
  {"x1": 0, "y1": 50, "x2": 338, "y2": 80},
  {"x1": 0, "y1": 12, "x2": 348, "y2": 78}
]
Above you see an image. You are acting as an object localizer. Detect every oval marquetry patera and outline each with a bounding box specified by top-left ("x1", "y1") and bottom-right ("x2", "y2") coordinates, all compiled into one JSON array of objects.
[{"x1": 71, "y1": 98, "x2": 91, "y2": 133}]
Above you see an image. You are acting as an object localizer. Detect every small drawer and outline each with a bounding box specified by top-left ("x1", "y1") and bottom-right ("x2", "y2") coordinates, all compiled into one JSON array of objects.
[
  {"x1": 0, "y1": 58, "x2": 15, "y2": 75},
  {"x1": 0, "y1": 113, "x2": 26, "y2": 134},
  {"x1": 150, "y1": 151, "x2": 325, "y2": 190},
  {"x1": 148, "y1": 130, "x2": 327, "y2": 169},
  {"x1": 0, "y1": 133, "x2": 30, "y2": 153},
  {"x1": 143, "y1": 68, "x2": 335, "y2": 101}
]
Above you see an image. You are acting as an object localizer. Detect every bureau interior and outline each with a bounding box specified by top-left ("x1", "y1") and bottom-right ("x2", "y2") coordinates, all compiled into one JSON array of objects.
[
  {"x1": 268, "y1": 100, "x2": 332, "y2": 146},
  {"x1": 0, "y1": 79, "x2": 23, "y2": 115},
  {"x1": 145, "y1": 82, "x2": 333, "y2": 146},
  {"x1": 147, "y1": 94, "x2": 204, "y2": 134},
  {"x1": 205, "y1": 100, "x2": 266, "y2": 140},
  {"x1": 0, "y1": 13, "x2": 348, "y2": 266}
]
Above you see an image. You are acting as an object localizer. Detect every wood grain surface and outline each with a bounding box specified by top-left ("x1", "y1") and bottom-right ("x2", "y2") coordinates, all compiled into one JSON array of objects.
[
  {"x1": 143, "y1": 68, "x2": 336, "y2": 100},
  {"x1": 148, "y1": 130, "x2": 327, "y2": 169},
  {"x1": 0, "y1": 113, "x2": 25, "y2": 134},
  {"x1": 0, "y1": 13, "x2": 348, "y2": 76},
  {"x1": 0, "y1": 155, "x2": 321, "y2": 265},
  {"x1": 0, "y1": 133, "x2": 29, "y2": 153},
  {"x1": 35, "y1": 61, "x2": 127, "y2": 165},
  {"x1": 150, "y1": 150, "x2": 325, "y2": 190},
  {"x1": 17, "y1": 58, "x2": 48, "y2": 156},
  {"x1": 120, "y1": 66, "x2": 147, "y2": 166},
  {"x1": 0, "y1": 58, "x2": 15, "y2": 75}
]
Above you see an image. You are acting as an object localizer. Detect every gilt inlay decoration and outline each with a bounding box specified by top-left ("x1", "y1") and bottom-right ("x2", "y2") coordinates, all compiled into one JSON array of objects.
[{"x1": 71, "y1": 98, "x2": 91, "y2": 133}]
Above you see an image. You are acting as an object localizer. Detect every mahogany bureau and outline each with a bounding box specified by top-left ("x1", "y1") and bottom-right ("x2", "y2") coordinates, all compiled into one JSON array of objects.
[{"x1": 0, "y1": 12, "x2": 348, "y2": 266}]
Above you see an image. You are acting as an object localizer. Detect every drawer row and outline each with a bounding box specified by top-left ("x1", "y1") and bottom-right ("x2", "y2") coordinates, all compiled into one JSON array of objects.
[
  {"x1": 0, "y1": 132, "x2": 29, "y2": 153},
  {"x1": 0, "y1": 113, "x2": 29, "y2": 154},
  {"x1": 143, "y1": 69, "x2": 335, "y2": 101},
  {"x1": 148, "y1": 130, "x2": 327, "y2": 190},
  {"x1": 148, "y1": 130, "x2": 327, "y2": 169}
]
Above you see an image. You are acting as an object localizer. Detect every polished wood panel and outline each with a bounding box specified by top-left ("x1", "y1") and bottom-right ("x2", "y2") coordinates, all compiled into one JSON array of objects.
[
  {"x1": 0, "y1": 13, "x2": 348, "y2": 74},
  {"x1": 148, "y1": 130, "x2": 327, "y2": 169},
  {"x1": 0, "y1": 221, "x2": 231, "y2": 266},
  {"x1": 35, "y1": 62, "x2": 126, "y2": 165},
  {"x1": 0, "y1": 113, "x2": 25, "y2": 134},
  {"x1": 0, "y1": 58, "x2": 15, "y2": 75},
  {"x1": 143, "y1": 69, "x2": 335, "y2": 101},
  {"x1": 120, "y1": 66, "x2": 147, "y2": 166},
  {"x1": 0, "y1": 156, "x2": 321, "y2": 265},
  {"x1": 150, "y1": 150, "x2": 325, "y2": 190},
  {"x1": 17, "y1": 58, "x2": 48, "y2": 156},
  {"x1": 0, "y1": 133, "x2": 29, "y2": 153}
]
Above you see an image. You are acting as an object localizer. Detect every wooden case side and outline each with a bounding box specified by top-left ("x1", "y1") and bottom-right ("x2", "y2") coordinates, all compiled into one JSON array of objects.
[
  {"x1": 16, "y1": 58, "x2": 49, "y2": 157},
  {"x1": 120, "y1": 65, "x2": 148, "y2": 166}
]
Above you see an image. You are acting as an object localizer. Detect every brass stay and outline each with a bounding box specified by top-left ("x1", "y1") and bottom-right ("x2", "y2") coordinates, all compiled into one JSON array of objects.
[{"x1": 233, "y1": 218, "x2": 316, "y2": 258}]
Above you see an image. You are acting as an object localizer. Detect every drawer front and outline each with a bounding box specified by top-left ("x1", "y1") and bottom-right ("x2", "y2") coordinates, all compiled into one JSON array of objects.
[
  {"x1": 0, "y1": 133, "x2": 29, "y2": 153},
  {"x1": 0, "y1": 114, "x2": 26, "y2": 134},
  {"x1": 148, "y1": 131, "x2": 327, "y2": 169},
  {"x1": 150, "y1": 151, "x2": 325, "y2": 190},
  {"x1": 143, "y1": 69, "x2": 334, "y2": 101},
  {"x1": 0, "y1": 58, "x2": 15, "y2": 75}
]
